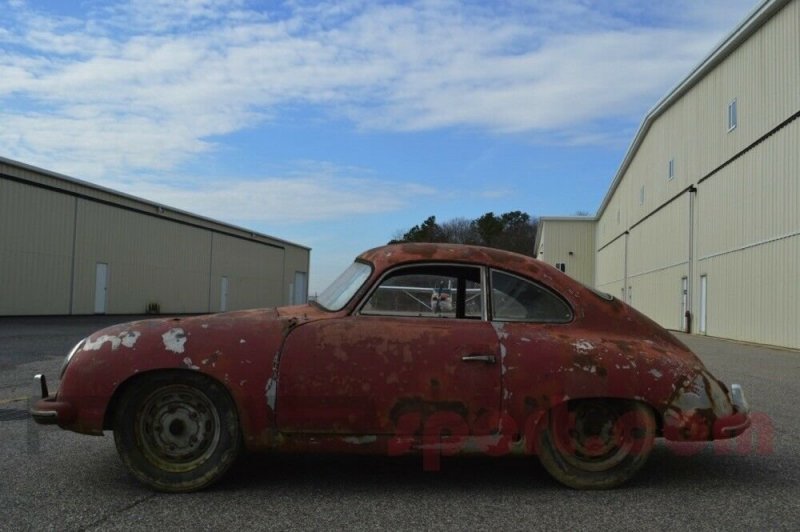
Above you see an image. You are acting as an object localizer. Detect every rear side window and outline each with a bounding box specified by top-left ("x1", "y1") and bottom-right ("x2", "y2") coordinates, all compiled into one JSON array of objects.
[{"x1": 491, "y1": 270, "x2": 572, "y2": 323}]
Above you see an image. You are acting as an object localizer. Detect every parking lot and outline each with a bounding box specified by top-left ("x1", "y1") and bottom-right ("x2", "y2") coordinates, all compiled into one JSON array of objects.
[{"x1": 1, "y1": 316, "x2": 798, "y2": 531}]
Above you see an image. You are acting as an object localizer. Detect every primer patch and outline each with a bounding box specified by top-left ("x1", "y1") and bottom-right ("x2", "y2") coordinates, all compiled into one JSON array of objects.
[{"x1": 162, "y1": 328, "x2": 187, "y2": 354}]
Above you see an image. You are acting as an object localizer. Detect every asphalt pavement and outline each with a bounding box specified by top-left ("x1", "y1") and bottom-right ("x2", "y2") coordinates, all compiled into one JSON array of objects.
[{"x1": 0, "y1": 316, "x2": 798, "y2": 531}]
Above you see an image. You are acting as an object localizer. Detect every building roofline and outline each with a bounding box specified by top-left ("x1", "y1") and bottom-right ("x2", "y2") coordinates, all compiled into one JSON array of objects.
[
  {"x1": 595, "y1": 0, "x2": 791, "y2": 218},
  {"x1": 0, "y1": 155, "x2": 311, "y2": 251},
  {"x1": 538, "y1": 216, "x2": 598, "y2": 222}
]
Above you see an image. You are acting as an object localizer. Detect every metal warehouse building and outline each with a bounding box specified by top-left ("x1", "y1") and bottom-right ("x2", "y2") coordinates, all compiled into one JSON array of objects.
[
  {"x1": 536, "y1": 0, "x2": 799, "y2": 349},
  {"x1": 0, "y1": 156, "x2": 310, "y2": 316}
]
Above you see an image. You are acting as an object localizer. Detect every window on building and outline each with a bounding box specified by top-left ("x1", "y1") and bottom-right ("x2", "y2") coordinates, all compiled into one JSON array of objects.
[
  {"x1": 728, "y1": 99, "x2": 737, "y2": 131},
  {"x1": 668, "y1": 158, "x2": 675, "y2": 180},
  {"x1": 555, "y1": 262, "x2": 566, "y2": 272},
  {"x1": 639, "y1": 185, "x2": 645, "y2": 205}
]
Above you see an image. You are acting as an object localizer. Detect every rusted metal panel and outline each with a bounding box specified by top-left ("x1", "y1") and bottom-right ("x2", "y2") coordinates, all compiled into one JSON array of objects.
[{"x1": 277, "y1": 316, "x2": 501, "y2": 436}]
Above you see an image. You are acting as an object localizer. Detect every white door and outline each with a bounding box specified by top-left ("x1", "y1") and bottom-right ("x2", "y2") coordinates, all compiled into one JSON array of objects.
[
  {"x1": 292, "y1": 271, "x2": 308, "y2": 305},
  {"x1": 220, "y1": 276, "x2": 229, "y2": 312},
  {"x1": 699, "y1": 275, "x2": 708, "y2": 334},
  {"x1": 681, "y1": 277, "x2": 688, "y2": 331},
  {"x1": 94, "y1": 263, "x2": 108, "y2": 314}
]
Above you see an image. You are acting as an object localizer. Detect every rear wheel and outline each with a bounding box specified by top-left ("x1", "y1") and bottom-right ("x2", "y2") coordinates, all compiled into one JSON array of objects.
[
  {"x1": 113, "y1": 372, "x2": 241, "y2": 492},
  {"x1": 537, "y1": 400, "x2": 656, "y2": 489}
]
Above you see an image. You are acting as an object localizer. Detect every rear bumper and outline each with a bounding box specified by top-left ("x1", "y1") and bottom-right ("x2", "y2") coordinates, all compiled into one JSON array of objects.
[
  {"x1": 663, "y1": 382, "x2": 751, "y2": 441},
  {"x1": 713, "y1": 383, "x2": 751, "y2": 438},
  {"x1": 30, "y1": 374, "x2": 76, "y2": 426}
]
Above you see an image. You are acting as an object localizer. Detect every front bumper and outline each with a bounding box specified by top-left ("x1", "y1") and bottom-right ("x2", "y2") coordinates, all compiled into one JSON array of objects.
[{"x1": 30, "y1": 374, "x2": 76, "y2": 426}]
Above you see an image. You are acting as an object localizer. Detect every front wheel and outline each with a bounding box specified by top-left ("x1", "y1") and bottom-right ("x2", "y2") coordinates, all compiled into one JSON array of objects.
[
  {"x1": 113, "y1": 372, "x2": 241, "y2": 492},
  {"x1": 537, "y1": 400, "x2": 656, "y2": 489}
]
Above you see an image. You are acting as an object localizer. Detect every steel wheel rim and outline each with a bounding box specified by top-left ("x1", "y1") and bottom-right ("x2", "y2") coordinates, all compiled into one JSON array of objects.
[
  {"x1": 553, "y1": 403, "x2": 638, "y2": 472},
  {"x1": 136, "y1": 384, "x2": 221, "y2": 472}
]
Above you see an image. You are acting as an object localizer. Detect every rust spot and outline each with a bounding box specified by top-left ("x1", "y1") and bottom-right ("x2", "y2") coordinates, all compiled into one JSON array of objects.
[{"x1": 389, "y1": 397, "x2": 468, "y2": 427}]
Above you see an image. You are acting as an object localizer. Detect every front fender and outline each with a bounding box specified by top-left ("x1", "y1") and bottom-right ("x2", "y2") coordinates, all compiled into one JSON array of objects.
[{"x1": 57, "y1": 310, "x2": 285, "y2": 439}]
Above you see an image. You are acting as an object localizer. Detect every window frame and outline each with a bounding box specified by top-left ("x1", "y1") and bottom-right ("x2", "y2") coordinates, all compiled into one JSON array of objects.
[
  {"x1": 727, "y1": 98, "x2": 738, "y2": 132},
  {"x1": 356, "y1": 262, "x2": 488, "y2": 321},
  {"x1": 668, "y1": 158, "x2": 675, "y2": 180},
  {"x1": 488, "y1": 269, "x2": 574, "y2": 324}
]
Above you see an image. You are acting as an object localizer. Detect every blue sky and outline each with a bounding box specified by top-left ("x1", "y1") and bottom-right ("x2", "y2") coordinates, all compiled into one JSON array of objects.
[{"x1": 0, "y1": 0, "x2": 759, "y2": 294}]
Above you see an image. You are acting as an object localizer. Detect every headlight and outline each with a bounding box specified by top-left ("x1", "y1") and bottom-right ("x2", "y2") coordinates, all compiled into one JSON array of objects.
[{"x1": 60, "y1": 338, "x2": 86, "y2": 379}]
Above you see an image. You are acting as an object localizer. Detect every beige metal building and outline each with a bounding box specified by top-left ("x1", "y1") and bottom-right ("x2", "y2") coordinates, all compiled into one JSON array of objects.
[
  {"x1": 534, "y1": 217, "x2": 596, "y2": 286},
  {"x1": 0, "y1": 156, "x2": 310, "y2": 316},
  {"x1": 537, "y1": 0, "x2": 799, "y2": 349}
]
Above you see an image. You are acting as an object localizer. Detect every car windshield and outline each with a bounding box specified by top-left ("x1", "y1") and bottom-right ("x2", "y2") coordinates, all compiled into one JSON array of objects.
[{"x1": 315, "y1": 261, "x2": 372, "y2": 311}]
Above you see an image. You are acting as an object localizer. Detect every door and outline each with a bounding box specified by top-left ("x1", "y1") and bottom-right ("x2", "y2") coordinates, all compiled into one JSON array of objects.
[
  {"x1": 699, "y1": 275, "x2": 708, "y2": 334},
  {"x1": 278, "y1": 317, "x2": 501, "y2": 435},
  {"x1": 292, "y1": 271, "x2": 308, "y2": 305},
  {"x1": 276, "y1": 264, "x2": 500, "y2": 436},
  {"x1": 94, "y1": 263, "x2": 108, "y2": 314},
  {"x1": 220, "y1": 276, "x2": 229, "y2": 312}
]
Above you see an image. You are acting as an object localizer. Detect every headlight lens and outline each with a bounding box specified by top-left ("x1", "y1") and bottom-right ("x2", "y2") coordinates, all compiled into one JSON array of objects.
[{"x1": 60, "y1": 338, "x2": 86, "y2": 379}]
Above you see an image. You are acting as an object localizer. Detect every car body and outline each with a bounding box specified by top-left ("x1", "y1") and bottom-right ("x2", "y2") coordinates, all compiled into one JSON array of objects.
[{"x1": 32, "y1": 243, "x2": 751, "y2": 491}]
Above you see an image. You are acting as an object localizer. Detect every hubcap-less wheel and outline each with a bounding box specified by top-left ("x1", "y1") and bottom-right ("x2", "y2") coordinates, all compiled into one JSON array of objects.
[
  {"x1": 137, "y1": 385, "x2": 221, "y2": 472},
  {"x1": 537, "y1": 400, "x2": 656, "y2": 489},
  {"x1": 114, "y1": 372, "x2": 241, "y2": 492}
]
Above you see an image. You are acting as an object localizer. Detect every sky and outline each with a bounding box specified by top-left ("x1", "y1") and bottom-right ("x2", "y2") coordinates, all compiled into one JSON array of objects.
[{"x1": 0, "y1": 0, "x2": 761, "y2": 294}]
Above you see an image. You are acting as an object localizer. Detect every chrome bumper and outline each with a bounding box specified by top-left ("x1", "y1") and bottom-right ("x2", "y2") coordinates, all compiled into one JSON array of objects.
[
  {"x1": 717, "y1": 383, "x2": 751, "y2": 438},
  {"x1": 30, "y1": 374, "x2": 59, "y2": 425},
  {"x1": 730, "y1": 384, "x2": 749, "y2": 413}
]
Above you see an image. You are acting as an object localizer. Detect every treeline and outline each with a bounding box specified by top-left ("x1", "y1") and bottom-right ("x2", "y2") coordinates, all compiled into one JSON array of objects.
[{"x1": 390, "y1": 211, "x2": 538, "y2": 256}]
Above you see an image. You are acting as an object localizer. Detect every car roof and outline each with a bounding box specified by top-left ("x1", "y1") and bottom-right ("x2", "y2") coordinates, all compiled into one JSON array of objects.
[{"x1": 358, "y1": 243, "x2": 553, "y2": 279}]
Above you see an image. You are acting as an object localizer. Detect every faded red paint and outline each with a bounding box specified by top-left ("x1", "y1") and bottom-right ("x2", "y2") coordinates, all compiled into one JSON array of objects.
[{"x1": 34, "y1": 243, "x2": 750, "y2": 458}]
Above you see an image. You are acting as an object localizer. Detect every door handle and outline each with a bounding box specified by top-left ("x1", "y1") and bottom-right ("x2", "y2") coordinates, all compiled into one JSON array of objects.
[{"x1": 461, "y1": 354, "x2": 496, "y2": 364}]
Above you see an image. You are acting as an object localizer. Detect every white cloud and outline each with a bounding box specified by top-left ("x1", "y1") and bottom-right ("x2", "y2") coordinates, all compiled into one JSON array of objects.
[
  {"x1": 93, "y1": 164, "x2": 438, "y2": 224},
  {"x1": 0, "y1": 0, "x2": 759, "y2": 177}
]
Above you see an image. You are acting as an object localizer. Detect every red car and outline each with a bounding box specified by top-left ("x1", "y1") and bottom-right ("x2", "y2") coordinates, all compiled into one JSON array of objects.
[{"x1": 32, "y1": 243, "x2": 750, "y2": 491}]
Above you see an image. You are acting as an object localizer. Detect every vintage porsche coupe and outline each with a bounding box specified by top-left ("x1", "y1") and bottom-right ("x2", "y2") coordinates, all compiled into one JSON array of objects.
[{"x1": 32, "y1": 243, "x2": 750, "y2": 491}]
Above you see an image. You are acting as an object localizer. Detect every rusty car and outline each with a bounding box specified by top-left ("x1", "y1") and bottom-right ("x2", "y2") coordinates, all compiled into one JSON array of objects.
[{"x1": 31, "y1": 243, "x2": 751, "y2": 491}]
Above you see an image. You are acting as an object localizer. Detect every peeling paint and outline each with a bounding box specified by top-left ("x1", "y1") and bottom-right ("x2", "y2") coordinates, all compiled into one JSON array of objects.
[
  {"x1": 572, "y1": 339, "x2": 594, "y2": 354},
  {"x1": 265, "y1": 378, "x2": 277, "y2": 411},
  {"x1": 162, "y1": 328, "x2": 187, "y2": 354},
  {"x1": 84, "y1": 330, "x2": 140, "y2": 351},
  {"x1": 649, "y1": 368, "x2": 663, "y2": 379},
  {"x1": 83, "y1": 335, "x2": 123, "y2": 351},
  {"x1": 120, "y1": 331, "x2": 140, "y2": 348},
  {"x1": 491, "y1": 321, "x2": 509, "y2": 340},
  {"x1": 182, "y1": 357, "x2": 199, "y2": 370}
]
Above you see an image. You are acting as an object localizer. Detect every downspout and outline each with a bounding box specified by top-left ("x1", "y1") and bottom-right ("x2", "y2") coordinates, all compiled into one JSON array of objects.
[
  {"x1": 623, "y1": 231, "x2": 630, "y2": 303},
  {"x1": 687, "y1": 186, "x2": 698, "y2": 333}
]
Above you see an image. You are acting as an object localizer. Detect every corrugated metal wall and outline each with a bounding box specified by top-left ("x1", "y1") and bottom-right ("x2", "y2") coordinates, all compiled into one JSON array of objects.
[
  {"x1": 209, "y1": 233, "x2": 285, "y2": 312},
  {"x1": 696, "y1": 119, "x2": 800, "y2": 347},
  {"x1": 593, "y1": 0, "x2": 800, "y2": 348},
  {"x1": 596, "y1": 236, "x2": 626, "y2": 299},
  {"x1": 536, "y1": 219, "x2": 596, "y2": 285},
  {"x1": 0, "y1": 179, "x2": 74, "y2": 314},
  {"x1": 626, "y1": 195, "x2": 691, "y2": 329},
  {"x1": 0, "y1": 162, "x2": 310, "y2": 316}
]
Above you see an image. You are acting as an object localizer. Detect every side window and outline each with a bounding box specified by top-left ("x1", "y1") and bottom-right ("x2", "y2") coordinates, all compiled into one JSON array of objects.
[
  {"x1": 491, "y1": 270, "x2": 572, "y2": 323},
  {"x1": 361, "y1": 265, "x2": 483, "y2": 319}
]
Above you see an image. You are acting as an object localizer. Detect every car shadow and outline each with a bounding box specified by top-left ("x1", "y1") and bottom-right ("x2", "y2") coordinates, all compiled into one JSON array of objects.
[{"x1": 213, "y1": 438, "x2": 784, "y2": 494}]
